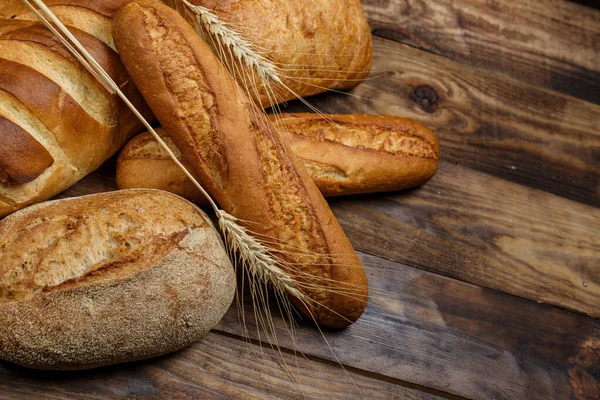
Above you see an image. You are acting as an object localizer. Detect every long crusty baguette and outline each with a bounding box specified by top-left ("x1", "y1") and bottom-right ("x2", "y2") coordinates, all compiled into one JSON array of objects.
[
  {"x1": 0, "y1": 189, "x2": 235, "y2": 370},
  {"x1": 113, "y1": 0, "x2": 367, "y2": 328},
  {"x1": 0, "y1": 2, "x2": 154, "y2": 218},
  {"x1": 167, "y1": 0, "x2": 372, "y2": 108},
  {"x1": 116, "y1": 114, "x2": 439, "y2": 202}
]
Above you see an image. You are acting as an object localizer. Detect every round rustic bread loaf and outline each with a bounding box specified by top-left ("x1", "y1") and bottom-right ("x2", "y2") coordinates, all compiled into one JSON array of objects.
[{"x1": 0, "y1": 189, "x2": 235, "y2": 370}]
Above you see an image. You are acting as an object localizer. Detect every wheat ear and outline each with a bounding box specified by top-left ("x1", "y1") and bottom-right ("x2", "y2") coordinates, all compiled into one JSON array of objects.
[
  {"x1": 23, "y1": 0, "x2": 304, "y2": 305},
  {"x1": 178, "y1": 0, "x2": 281, "y2": 85},
  {"x1": 178, "y1": 0, "x2": 351, "y2": 126},
  {"x1": 218, "y1": 211, "x2": 303, "y2": 299}
]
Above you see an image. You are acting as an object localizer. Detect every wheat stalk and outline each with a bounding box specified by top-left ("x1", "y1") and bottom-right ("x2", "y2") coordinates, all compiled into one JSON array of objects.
[
  {"x1": 22, "y1": 0, "x2": 305, "y2": 305},
  {"x1": 177, "y1": 0, "x2": 348, "y2": 123},
  {"x1": 178, "y1": 0, "x2": 281, "y2": 86},
  {"x1": 217, "y1": 211, "x2": 303, "y2": 299}
]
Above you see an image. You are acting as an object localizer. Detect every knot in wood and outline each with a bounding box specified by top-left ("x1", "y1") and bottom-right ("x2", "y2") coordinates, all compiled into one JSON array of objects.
[{"x1": 410, "y1": 85, "x2": 439, "y2": 113}]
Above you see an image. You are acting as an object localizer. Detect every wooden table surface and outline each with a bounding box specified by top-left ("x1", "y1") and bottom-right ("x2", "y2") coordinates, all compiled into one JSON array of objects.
[{"x1": 1, "y1": 0, "x2": 599, "y2": 399}]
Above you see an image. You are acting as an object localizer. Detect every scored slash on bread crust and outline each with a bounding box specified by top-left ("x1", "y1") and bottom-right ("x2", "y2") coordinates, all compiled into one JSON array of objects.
[
  {"x1": 281, "y1": 114, "x2": 439, "y2": 159},
  {"x1": 0, "y1": 190, "x2": 207, "y2": 302},
  {"x1": 0, "y1": 189, "x2": 236, "y2": 370},
  {"x1": 0, "y1": 3, "x2": 155, "y2": 218},
  {"x1": 112, "y1": 0, "x2": 368, "y2": 328},
  {"x1": 0, "y1": 117, "x2": 54, "y2": 184}
]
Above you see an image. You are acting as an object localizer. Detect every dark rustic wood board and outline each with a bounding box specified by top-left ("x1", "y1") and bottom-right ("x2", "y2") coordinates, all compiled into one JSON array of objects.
[
  {"x1": 286, "y1": 37, "x2": 600, "y2": 207},
  {"x1": 332, "y1": 160, "x2": 600, "y2": 318},
  {"x1": 216, "y1": 251, "x2": 600, "y2": 400},
  {"x1": 361, "y1": 0, "x2": 600, "y2": 104},
  {"x1": 0, "y1": 331, "x2": 445, "y2": 400},
  {"x1": 2, "y1": 0, "x2": 600, "y2": 399}
]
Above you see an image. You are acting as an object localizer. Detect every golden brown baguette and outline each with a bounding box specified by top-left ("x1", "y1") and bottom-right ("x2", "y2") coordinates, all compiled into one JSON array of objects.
[
  {"x1": 0, "y1": 2, "x2": 154, "y2": 217},
  {"x1": 0, "y1": 189, "x2": 235, "y2": 370},
  {"x1": 116, "y1": 114, "x2": 439, "y2": 202},
  {"x1": 113, "y1": 0, "x2": 367, "y2": 328},
  {"x1": 166, "y1": 0, "x2": 372, "y2": 108},
  {"x1": 278, "y1": 113, "x2": 439, "y2": 195}
]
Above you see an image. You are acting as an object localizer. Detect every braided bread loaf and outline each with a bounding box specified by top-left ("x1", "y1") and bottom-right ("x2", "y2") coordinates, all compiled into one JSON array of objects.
[{"x1": 0, "y1": 1, "x2": 153, "y2": 217}]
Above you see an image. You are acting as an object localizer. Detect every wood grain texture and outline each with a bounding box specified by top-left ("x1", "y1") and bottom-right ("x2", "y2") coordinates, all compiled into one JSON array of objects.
[
  {"x1": 328, "y1": 160, "x2": 600, "y2": 318},
  {"x1": 362, "y1": 0, "x2": 600, "y2": 104},
  {"x1": 287, "y1": 37, "x2": 600, "y2": 207},
  {"x1": 217, "y1": 251, "x2": 600, "y2": 400},
  {"x1": 0, "y1": 331, "x2": 444, "y2": 400}
]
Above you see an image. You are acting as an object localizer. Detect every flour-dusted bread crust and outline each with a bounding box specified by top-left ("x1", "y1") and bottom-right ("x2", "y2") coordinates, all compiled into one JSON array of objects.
[
  {"x1": 167, "y1": 0, "x2": 372, "y2": 108},
  {"x1": 0, "y1": 189, "x2": 235, "y2": 370},
  {"x1": 116, "y1": 114, "x2": 439, "y2": 201},
  {"x1": 0, "y1": 2, "x2": 154, "y2": 217},
  {"x1": 113, "y1": 0, "x2": 367, "y2": 328}
]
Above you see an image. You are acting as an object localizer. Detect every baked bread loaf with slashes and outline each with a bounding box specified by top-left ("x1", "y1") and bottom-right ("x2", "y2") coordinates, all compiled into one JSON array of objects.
[
  {"x1": 113, "y1": 0, "x2": 368, "y2": 328},
  {"x1": 0, "y1": 1, "x2": 154, "y2": 217}
]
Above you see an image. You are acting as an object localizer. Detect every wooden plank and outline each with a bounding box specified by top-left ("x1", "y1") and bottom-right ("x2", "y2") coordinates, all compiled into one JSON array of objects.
[
  {"x1": 330, "y1": 159, "x2": 600, "y2": 318},
  {"x1": 217, "y1": 252, "x2": 600, "y2": 400},
  {"x1": 287, "y1": 37, "x2": 600, "y2": 207},
  {"x1": 361, "y1": 0, "x2": 600, "y2": 104},
  {"x1": 0, "y1": 331, "x2": 444, "y2": 400}
]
